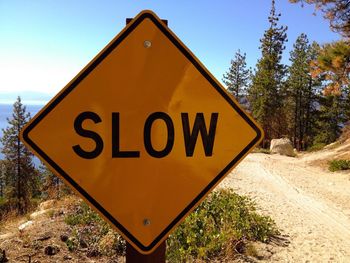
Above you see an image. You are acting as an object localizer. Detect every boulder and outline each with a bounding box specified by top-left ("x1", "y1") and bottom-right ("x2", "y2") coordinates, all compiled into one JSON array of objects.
[
  {"x1": 30, "y1": 209, "x2": 50, "y2": 219},
  {"x1": 18, "y1": 221, "x2": 33, "y2": 232},
  {"x1": 270, "y1": 138, "x2": 294, "y2": 157},
  {"x1": 0, "y1": 249, "x2": 8, "y2": 263},
  {"x1": 44, "y1": 245, "x2": 60, "y2": 256},
  {"x1": 39, "y1": 200, "x2": 56, "y2": 211}
]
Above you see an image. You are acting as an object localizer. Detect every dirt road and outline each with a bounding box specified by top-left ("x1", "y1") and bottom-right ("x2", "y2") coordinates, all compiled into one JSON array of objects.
[{"x1": 219, "y1": 152, "x2": 350, "y2": 262}]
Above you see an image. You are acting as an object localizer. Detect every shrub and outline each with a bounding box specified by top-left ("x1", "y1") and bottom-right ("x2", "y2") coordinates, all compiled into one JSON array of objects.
[
  {"x1": 166, "y1": 189, "x2": 279, "y2": 262},
  {"x1": 340, "y1": 122, "x2": 350, "y2": 143},
  {"x1": 64, "y1": 190, "x2": 279, "y2": 261},
  {"x1": 253, "y1": 148, "x2": 271, "y2": 154},
  {"x1": 64, "y1": 201, "x2": 126, "y2": 257},
  {"x1": 65, "y1": 202, "x2": 103, "y2": 226},
  {"x1": 307, "y1": 143, "x2": 326, "y2": 152},
  {"x1": 329, "y1": 159, "x2": 350, "y2": 172}
]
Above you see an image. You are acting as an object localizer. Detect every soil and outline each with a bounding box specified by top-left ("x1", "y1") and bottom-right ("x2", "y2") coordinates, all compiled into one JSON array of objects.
[
  {"x1": 1, "y1": 140, "x2": 350, "y2": 262},
  {"x1": 0, "y1": 197, "x2": 124, "y2": 263},
  {"x1": 219, "y1": 140, "x2": 350, "y2": 262}
]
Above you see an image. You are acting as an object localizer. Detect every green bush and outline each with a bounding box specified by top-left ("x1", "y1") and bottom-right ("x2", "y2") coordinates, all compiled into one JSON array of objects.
[
  {"x1": 253, "y1": 148, "x2": 271, "y2": 154},
  {"x1": 166, "y1": 189, "x2": 279, "y2": 262},
  {"x1": 329, "y1": 159, "x2": 350, "y2": 172},
  {"x1": 307, "y1": 142, "x2": 326, "y2": 152},
  {"x1": 65, "y1": 202, "x2": 103, "y2": 226},
  {"x1": 0, "y1": 197, "x2": 6, "y2": 210},
  {"x1": 64, "y1": 201, "x2": 125, "y2": 256},
  {"x1": 64, "y1": 190, "x2": 279, "y2": 261}
]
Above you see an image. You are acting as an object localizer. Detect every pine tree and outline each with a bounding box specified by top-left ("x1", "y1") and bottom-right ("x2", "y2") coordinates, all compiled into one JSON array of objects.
[
  {"x1": 0, "y1": 161, "x2": 5, "y2": 198},
  {"x1": 314, "y1": 94, "x2": 345, "y2": 145},
  {"x1": 309, "y1": 41, "x2": 349, "y2": 144},
  {"x1": 248, "y1": 0, "x2": 288, "y2": 144},
  {"x1": 312, "y1": 41, "x2": 350, "y2": 122},
  {"x1": 311, "y1": 41, "x2": 350, "y2": 97},
  {"x1": 0, "y1": 97, "x2": 37, "y2": 214},
  {"x1": 286, "y1": 35, "x2": 320, "y2": 149},
  {"x1": 40, "y1": 163, "x2": 61, "y2": 200},
  {"x1": 222, "y1": 50, "x2": 251, "y2": 101}
]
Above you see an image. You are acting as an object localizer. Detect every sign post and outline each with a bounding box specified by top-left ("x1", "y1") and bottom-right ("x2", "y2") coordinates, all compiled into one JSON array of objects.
[
  {"x1": 125, "y1": 16, "x2": 169, "y2": 263},
  {"x1": 126, "y1": 241, "x2": 165, "y2": 263},
  {"x1": 21, "y1": 10, "x2": 263, "y2": 257}
]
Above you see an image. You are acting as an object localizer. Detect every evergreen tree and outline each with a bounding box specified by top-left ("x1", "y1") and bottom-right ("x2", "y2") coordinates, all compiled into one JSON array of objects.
[
  {"x1": 222, "y1": 50, "x2": 251, "y2": 101},
  {"x1": 314, "y1": 94, "x2": 345, "y2": 144},
  {"x1": 0, "y1": 161, "x2": 5, "y2": 198},
  {"x1": 286, "y1": 35, "x2": 320, "y2": 149},
  {"x1": 309, "y1": 41, "x2": 349, "y2": 144},
  {"x1": 40, "y1": 163, "x2": 61, "y2": 200},
  {"x1": 311, "y1": 40, "x2": 350, "y2": 97},
  {"x1": 0, "y1": 97, "x2": 36, "y2": 214},
  {"x1": 311, "y1": 41, "x2": 350, "y2": 121},
  {"x1": 248, "y1": 0, "x2": 288, "y2": 144}
]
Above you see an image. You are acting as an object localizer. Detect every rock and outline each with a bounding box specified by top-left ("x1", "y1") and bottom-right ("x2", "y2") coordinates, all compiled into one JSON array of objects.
[
  {"x1": 18, "y1": 220, "x2": 33, "y2": 231},
  {"x1": 30, "y1": 209, "x2": 50, "y2": 219},
  {"x1": 0, "y1": 233, "x2": 15, "y2": 241},
  {"x1": 79, "y1": 239, "x2": 88, "y2": 249},
  {"x1": 270, "y1": 138, "x2": 294, "y2": 157},
  {"x1": 86, "y1": 248, "x2": 100, "y2": 258},
  {"x1": 253, "y1": 242, "x2": 275, "y2": 260},
  {"x1": 63, "y1": 255, "x2": 72, "y2": 260},
  {"x1": 36, "y1": 232, "x2": 52, "y2": 241},
  {"x1": 39, "y1": 200, "x2": 56, "y2": 211},
  {"x1": 60, "y1": 234, "x2": 69, "y2": 242},
  {"x1": 44, "y1": 245, "x2": 60, "y2": 256},
  {"x1": 0, "y1": 249, "x2": 8, "y2": 263}
]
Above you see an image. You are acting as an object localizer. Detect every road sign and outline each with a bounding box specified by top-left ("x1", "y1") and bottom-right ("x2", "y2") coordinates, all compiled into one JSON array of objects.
[{"x1": 21, "y1": 10, "x2": 263, "y2": 254}]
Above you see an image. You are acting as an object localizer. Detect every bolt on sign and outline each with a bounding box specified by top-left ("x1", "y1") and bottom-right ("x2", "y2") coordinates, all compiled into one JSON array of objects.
[{"x1": 21, "y1": 10, "x2": 263, "y2": 254}]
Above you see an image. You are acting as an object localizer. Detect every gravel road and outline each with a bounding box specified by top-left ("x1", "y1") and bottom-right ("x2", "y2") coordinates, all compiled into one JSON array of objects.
[{"x1": 219, "y1": 152, "x2": 350, "y2": 262}]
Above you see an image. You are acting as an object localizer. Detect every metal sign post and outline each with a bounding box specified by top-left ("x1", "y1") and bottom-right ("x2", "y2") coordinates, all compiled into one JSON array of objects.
[
  {"x1": 125, "y1": 16, "x2": 168, "y2": 263},
  {"x1": 126, "y1": 241, "x2": 166, "y2": 263}
]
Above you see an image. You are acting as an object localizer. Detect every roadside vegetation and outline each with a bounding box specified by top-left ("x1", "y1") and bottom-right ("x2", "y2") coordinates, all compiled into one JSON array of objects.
[
  {"x1": 63, "y1": 189, "x2": 279, "y2": 262},
  {"x1": 64, "y1": 201, "x2": 126, "y2": 257},
  {"x1": 0, "y1": 0, "x2": 349, "y2": 261},
  {"x1": 167, "y1": 189, "x2": 279, "y2": 261},
  {"x1": 307, "y1": 143, "x2": 326, "y2": 152},
  {"x1": 329, "y1": 159, "x2": 350, "y2": 172},
  {"x1": 253, "y1": 148, "x2": 271, "y2": 154}
]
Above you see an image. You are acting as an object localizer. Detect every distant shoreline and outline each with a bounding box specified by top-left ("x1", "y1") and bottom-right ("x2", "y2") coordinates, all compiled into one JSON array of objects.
[{"x1": 0, "y1": 101, "x2": 47, "y2": 106}]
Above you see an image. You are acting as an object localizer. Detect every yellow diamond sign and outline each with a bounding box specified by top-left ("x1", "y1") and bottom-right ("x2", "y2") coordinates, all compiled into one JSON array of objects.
[{"x1": 21, "y1": 10, "x2": 263, "y2": 254}]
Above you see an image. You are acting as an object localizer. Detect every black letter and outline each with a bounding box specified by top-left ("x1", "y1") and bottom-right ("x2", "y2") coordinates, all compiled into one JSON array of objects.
[
  {"x1": 72, "y1": 111, "x2": 103, "y2": 159},
  {"x1": 181, "y1": 113, "x2": 218, "y2": 157},
  {"x1": 112, "y1": 113, "x2": 140, "y2": 158},
  {"x1": 144, "y1": 112, "x2": 174, "y2": 158}
]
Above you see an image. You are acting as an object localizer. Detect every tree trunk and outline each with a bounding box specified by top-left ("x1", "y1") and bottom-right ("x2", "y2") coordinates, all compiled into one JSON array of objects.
[{"x1": 17, "y1": 117, "x2": 22, "y2": 214}]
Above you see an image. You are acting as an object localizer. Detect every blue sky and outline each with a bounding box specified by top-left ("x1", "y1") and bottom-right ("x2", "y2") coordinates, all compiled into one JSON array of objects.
[{"x1": 0, "y1": 0, "x2": 340, "y2": 103}]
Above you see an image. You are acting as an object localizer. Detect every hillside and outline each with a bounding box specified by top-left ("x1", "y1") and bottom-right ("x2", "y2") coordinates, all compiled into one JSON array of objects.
[
  {"x1": 220, "y1": 139, "x2": 350, "y2": 261},
  {"x1": 1, "y1": 140, "x2": 349, "y2": 262},
  {"x1": 0, "y1": 196, "x2": 123, "y2": 263}
]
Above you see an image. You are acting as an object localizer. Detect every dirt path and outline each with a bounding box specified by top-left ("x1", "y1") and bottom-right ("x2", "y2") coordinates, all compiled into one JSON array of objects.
[{"x1": 219, "y1": 153, "x2": 350, "y2": 262}]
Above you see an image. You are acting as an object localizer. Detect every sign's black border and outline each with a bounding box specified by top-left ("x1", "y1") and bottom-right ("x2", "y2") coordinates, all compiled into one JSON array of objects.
[{"x1": 22, "y1": 11, "x2": 262, "y2": 252}]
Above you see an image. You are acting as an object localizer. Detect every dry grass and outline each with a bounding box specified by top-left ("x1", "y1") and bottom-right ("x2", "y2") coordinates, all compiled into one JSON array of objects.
[
  {"x1": 308, "y1": 140, "x2": 350, "y2": 170},
  {"x1": 0, "y1": 196, "x2": 123, "y2": 262}
]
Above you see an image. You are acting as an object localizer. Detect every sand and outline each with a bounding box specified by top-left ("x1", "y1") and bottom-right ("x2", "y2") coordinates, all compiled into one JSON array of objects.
[{"x1": 219, "y1": 150, "x2": 350, "y2": 262}]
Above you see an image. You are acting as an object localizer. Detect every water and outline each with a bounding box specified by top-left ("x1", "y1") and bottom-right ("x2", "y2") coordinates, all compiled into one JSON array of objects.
[{"x1": 0, "y1": 103, "x2": 43, "y2": 162}]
